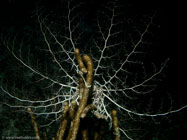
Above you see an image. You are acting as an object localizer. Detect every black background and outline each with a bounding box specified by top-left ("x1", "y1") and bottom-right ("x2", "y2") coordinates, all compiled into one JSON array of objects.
[
  {"x1": 0, "y1": 0, "x2": 186, "y2": 94},
  {"x1": 0, "y1": 0, "x2": 186, "y2": 139}
]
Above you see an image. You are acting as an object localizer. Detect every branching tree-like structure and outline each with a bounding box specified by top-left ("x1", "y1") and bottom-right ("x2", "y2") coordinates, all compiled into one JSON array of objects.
[{"x1": 1, "y1": 0, "x2": 187, "y2": 139}]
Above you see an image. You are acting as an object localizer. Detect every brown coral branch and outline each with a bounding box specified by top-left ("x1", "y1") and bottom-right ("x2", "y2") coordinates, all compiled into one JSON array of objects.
[
  {"x1": 69, "y1": 54, "x2": 93, "y2": 140},
  {"x1": 112, "y1": 110, "x2": 120, "y2": 140},
  {"x1": 65, "y1": 101, "x2": 78, "y2": 140},
  {"x1": 81, "y1": 129, "x2": 89, "y2": 140},
  {"x1": 82, "y1": 54, "x2": 93, "y2": 87},
  {"x1": 75, "y1": 48, "x2": 86, "y2": 99},
  {"x1": 28, "y1": 108, "x2": 41, "y2": 140},
  {"x1": 81, "y1": 104, "x2": 95, "y2": 118},
  {"x1": 56, "y1": 102, "x2": 69, "y2": 140},
  {"x1": 69, "y1": 101, "x2": 77, "y2": 119},
  {"x1": 78, "y1": 72, "x2": 85, "y2": 97},
  {"x1": 75, "y1": 48, "x2": 87, "y2": 74}
]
